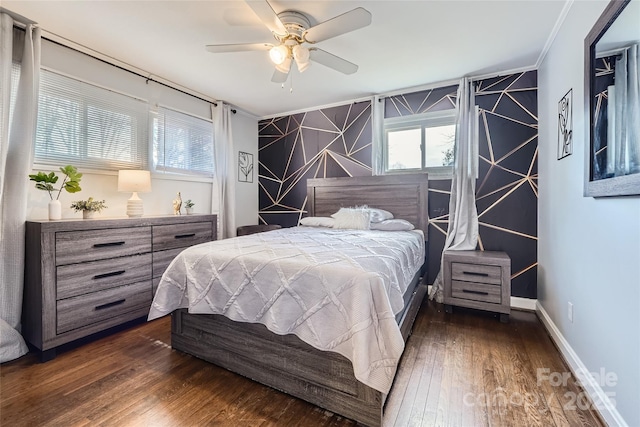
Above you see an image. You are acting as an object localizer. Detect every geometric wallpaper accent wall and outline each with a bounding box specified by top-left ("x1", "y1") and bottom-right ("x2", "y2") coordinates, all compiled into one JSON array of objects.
[
  {"x1": 258, "y1": 101, "x2": 372, "y2": 227},
  {"x1": 258, "y1": 71, "x2": 538, "y2": 298}
]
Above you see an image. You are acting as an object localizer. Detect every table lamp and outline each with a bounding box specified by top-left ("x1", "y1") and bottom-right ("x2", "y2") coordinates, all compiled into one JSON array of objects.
[{"x1": 117, "y1": 170, "x2": 151, "y2": 217}]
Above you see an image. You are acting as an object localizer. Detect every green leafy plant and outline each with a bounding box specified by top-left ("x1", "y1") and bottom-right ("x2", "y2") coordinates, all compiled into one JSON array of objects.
[
  {"x1": 184, "y1": 199, "x2": 195, "y2": 208},
  {"x1": 29, "y1": 165, "x2": 82, "y2": 200},
  {"x1": 70, "y1": 197, "x2": 107, "y2": 213}
]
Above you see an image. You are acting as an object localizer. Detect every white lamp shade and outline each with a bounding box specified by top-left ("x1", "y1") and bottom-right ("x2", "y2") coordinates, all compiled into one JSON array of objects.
[
  {"x1": 117, "y1": 170, "x2": 151, "y2": 193},
  {"x1": 269, "y1": 45, "x2": 289, "y2": 65}
]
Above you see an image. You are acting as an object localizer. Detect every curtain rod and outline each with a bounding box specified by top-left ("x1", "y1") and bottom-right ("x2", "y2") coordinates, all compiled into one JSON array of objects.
[{"x1": 42, "y1": 35, "x2": 236, "y2": 114}]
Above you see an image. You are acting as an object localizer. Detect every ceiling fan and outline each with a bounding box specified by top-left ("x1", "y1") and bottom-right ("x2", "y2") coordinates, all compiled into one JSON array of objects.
[{"x1": 205, "y1": 0, "x2": 372, "y2": 83}]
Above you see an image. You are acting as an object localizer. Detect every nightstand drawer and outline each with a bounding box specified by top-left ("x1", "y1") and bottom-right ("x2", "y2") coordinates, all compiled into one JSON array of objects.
[
  {"x1": 152, "y1": 222, "x2": 213, "y2": 252},
  {"x1": 452, "y1": 262, "x2": 502, "y2": 285},
  {"x1": 57, "y1": 281, "x2": 152, "y2": 334},
  {"x1": 451, "y1": 280, "x2": 502, "y2": 304},
  {"x1": 56, "y1": 227, "x2": 151, "y2": 265},
  {"x1": 57, "y1": 253, "x2": 152, "y2": 300}
]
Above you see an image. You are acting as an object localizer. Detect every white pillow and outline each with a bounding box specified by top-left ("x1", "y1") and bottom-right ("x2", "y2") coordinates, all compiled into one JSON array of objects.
[
  {"x1": 370, "y1": 219, "x2": 415, "y2": 231},
  {"x1": 366, "y1": 207, "x2": 394, "y2": 223},
  {"x1": 299, "y1": 216, "x2": 335, "y2": 228},
  {"x1": 331, "y1": 208, "x2": 370, "y2": 230}
]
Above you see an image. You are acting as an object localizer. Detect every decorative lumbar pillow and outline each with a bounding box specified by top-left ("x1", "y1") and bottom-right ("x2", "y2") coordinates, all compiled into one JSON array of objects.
[
  {"x1": 366, "y1": 207, "x2": 394, "y2": 223},
  {"x1": 370, "y1": 219, "x2": 415, "y2": 231},
  {"x1": 299, "y1": 216, "x2": 335, "y2": 228},
  {"x1": 331, "y1": 207, "x2": 371, "y2": 230}
]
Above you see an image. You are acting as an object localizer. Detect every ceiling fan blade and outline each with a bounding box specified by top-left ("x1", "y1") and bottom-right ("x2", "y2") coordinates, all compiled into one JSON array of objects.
[
  {"x1": 309, "y1": 48, "x2": 358, "y2": 75},
  {"x1": 303, "y1": 8, "x2": 371, "y2": 44},
  {"x1": 271, "y1": 68, "x2": 289, "y2": 83},
  {"x1": 205, "y1": 43, "x2": 273, "y2": 53},
  {"x1": 245, "y1": 0, "x2": 287, "y2": 36}
]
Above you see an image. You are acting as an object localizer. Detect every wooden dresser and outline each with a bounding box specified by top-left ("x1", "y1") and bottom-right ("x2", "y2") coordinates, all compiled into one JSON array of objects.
[
  {"x1": 442, "y1": 250, "x2": 511, "y2": 322},
  {"x1": 24, "y1": 214, "x2": 216, "y2": 361}
]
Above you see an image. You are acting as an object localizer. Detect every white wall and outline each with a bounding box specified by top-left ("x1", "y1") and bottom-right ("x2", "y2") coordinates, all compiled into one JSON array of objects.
[
  {"x1": 538, "y1": 1, "x2": 640, "y2": 426},
  {"x1": 27, "y1": 39, "x2": 258, "y2": 226}
]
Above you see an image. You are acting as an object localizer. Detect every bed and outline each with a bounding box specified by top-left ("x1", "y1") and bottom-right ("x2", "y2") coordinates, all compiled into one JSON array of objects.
[{"x1": 149, "y1": 173, "x2": 429, "y2": 426}]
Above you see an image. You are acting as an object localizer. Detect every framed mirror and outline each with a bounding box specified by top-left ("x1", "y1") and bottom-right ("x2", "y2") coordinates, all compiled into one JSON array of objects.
[{"x1": 584, "y1": 0, "x2": 640, "y2": 197}]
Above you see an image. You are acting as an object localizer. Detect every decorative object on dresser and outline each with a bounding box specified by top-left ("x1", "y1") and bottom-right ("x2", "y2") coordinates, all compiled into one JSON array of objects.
[
  {"x1": 184, "y1": 199, "x2": 195, "y2": 215},
  {"x1": 69, "y1": 197, "x2": 107, "y2": 219},
  {"x1": 442, "y1": 250, "x2": 511, "y2": 323},
  {"x1": 117, "y1": 170, "x2": 151, "y2": 217},
  {"x1": 29, "y1": 165, "x2": 83, "y2": 221},
  {"x1": 172, "y1": 192, "x2": 182, "y2": 215},
  {"x1": 23, "y1": 214, "x2": 216, "y2": 362}
]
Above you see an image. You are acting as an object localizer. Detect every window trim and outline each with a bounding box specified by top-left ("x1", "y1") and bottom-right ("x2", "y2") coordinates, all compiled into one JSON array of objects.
[{"x1": 383, "y1": 109, "x2": 457, "y2": 179}]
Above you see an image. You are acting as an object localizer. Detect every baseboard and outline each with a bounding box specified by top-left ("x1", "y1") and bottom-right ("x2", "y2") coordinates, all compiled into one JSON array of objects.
[{"x1": 536, "y1": 302, "x2": 627, "y2": 427}]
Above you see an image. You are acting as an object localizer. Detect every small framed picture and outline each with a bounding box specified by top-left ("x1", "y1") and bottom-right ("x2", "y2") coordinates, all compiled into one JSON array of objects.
[
  {"x1": 238, "y1": 151, "x2": 254, "y2": 183},
  {"x1": 558, "y1": 89, "x2": 573, "y2": 160}
]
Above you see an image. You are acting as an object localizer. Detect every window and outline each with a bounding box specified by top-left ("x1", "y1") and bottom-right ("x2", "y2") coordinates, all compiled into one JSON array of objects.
[
  {"x1": 384, "y1": 110, "x2": 456, "y2": 177},
  {"x1": 35, "y1": 69, "x2": 149, "y2": 170},
  {"x1": 152, "y1": 107, "x2": 214, "y2": 177}
]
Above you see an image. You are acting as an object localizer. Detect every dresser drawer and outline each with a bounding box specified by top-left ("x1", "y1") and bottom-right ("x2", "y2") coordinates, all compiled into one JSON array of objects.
[
  {"x1": 153, "y1": 247, "x2": 185, "y2": 278},
  {"x1": 451, "y1": 262, "x2": 502, "y2": 285},
  {"x1": 451, "y1": 280, "x2": 502, "y2": 304},
  {"x1": 57, "y1": 253, "x2": 152, "y2": 300},
  {"x1": 152, "y1": 222, "x2": 212, "y2": 252},
  {"x1": 56, "y1": 227, "x2": 151, "y2": 266},
  {"x1": 56, "y1": 281, "x2": 152, "y2": 334}
]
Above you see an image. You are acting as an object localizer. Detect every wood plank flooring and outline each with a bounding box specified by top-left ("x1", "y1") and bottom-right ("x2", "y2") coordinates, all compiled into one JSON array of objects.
[{"x1": 0, "y1": 301, "x2": 605, "y2": 426}]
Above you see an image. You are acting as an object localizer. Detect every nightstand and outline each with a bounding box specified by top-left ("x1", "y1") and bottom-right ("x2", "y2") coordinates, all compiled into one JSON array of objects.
[{"x1": 442, "y1": 250, "x2": 511, "y2": 322}]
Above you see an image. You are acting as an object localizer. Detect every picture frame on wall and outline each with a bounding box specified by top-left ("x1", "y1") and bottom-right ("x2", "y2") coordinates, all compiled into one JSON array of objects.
[
  {"x1": 238, "y1": 151, "x2": 254, "y2": 183},
  {"x1": 558, "y1": 88, "x2": 573, "y2": 160}
]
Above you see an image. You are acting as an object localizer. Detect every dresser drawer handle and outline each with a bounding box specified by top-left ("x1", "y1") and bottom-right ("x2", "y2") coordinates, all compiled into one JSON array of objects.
[
  {"x1": 92, "y1": 270, "x2": 126, "y2": 280},
  {"x1": 462, "y1": 289, "x2": 489, "y2": 296},
  {"x1": 93, "y1": 241, "x2": 126, "y2": 248},
  {"x1": 462, "y1": 271, "x2": 490, "y2": 277},
  {"x1": 94, "y1": 299, "x2": 126, "y2": 311},
  {"x1": 174, "y1": 233, "x2": 196, "y2": 239}
]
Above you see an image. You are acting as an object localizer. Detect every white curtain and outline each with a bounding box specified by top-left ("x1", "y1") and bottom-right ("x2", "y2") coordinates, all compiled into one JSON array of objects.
[
  {"x1": 429, "y1": 77, "x2": 479, "y2": 302},
  {"x1": 371, "y1": 95, "x2": 385, "y2": 175},
  {"x1": 212, "y1": 101, "x2": 236, "y2": 239},
  {"x1": 606, "y1": 44, "x2": 640, "y2": 177},
  {"x1": 0, "y1": 14, "x2": 41, "y2": 362}
]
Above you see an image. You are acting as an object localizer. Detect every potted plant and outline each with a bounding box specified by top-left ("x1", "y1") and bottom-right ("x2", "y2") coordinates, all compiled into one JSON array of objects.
[
  {"x1": 70, "y1": 197, "x2": 107, "y2": 219},
  {"x1": 184, "y1": 199, "x2": 195, "y2": 215},
  {"x1": 29, "y1": 165, "x2": 82, "y2": 220}
]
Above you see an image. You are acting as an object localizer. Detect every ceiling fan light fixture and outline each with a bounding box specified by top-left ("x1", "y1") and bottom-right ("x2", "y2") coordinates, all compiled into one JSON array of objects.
[
  {"x1": 269, "y1": 44, "x2": 289, "y2": 65},
  {"x1": 275, "y1": 55, "x2": 292, "y2": 73},
  {"x1": 292, "y1": 45, "x2": 311, "y2": 72}
]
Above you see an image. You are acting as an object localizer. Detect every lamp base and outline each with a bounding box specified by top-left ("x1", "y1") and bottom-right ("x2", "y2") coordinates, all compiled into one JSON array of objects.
[{"x1": 126, "y1": 194, "x2": 144, "y2": 218}]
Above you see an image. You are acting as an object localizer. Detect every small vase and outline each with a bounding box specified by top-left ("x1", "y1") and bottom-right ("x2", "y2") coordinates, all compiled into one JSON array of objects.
[
  {"x1": 48, "y1": 200, "x2": 62, "y2": 221},
  {"x1": 185, "y1": 207, "x2": 193, "y2": 215},
  {"x1": 83, "y1": 210, "x2": 95, "y2": 219}
]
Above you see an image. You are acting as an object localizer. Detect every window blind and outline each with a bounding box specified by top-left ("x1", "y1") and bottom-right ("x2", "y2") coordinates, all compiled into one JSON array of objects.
[
  {"x1": 35, "y1": 69, "x2": 149, "y2": 170},
  {"x1": 152, "y1": 106, "x2": 214, "y2": 177}
]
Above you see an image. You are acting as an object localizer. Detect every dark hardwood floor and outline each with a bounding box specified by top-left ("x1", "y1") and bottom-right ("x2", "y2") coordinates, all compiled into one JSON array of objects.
[{"x1": 1, "y1": 301, "x2": 605, "y2": 426}]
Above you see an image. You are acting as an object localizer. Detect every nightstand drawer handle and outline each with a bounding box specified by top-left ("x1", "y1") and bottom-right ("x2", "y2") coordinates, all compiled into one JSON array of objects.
[
  {"x1": 95, "y1": 299, "x2": 126, "y2": 311},
  {"x1": 462, "y1": 289, "x2": 489, "y2": 296},
  {"x1": 462, "y1": 271, "x2": 490, "y2": 277},
  {"x1": 93, "y1": 241, "x2": 125, "y2": 248},
  {"x1": 92, "y1": 270, "x2": 126, "y2": 280},
  {"x1": 174, "y1": 233, "x2": 196, "y2": 239}
]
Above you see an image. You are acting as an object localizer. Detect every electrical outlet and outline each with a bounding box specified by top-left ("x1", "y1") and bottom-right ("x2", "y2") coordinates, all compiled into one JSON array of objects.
[{"x1": 568, "y1": 302, "x2": 574, "y2": 323}]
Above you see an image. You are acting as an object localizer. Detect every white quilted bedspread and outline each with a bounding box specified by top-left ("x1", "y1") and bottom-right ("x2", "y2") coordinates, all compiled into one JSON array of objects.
[{"x1": 148, "y1": 226, "x2": 425, "y2": 393}]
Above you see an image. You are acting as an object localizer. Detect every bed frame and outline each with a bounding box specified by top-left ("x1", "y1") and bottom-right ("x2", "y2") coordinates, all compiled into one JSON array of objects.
[{"x1": 171, "y1": 173, "x2": 429, "y2": 426}]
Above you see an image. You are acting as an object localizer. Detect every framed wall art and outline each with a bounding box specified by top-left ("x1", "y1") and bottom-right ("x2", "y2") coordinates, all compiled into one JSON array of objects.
[
  {"x1": 558, "y1": 88, "x2": 573, "y2": 160},
  {"x1": 238, "y1": 151, "x2": 254, "y2": 183}
]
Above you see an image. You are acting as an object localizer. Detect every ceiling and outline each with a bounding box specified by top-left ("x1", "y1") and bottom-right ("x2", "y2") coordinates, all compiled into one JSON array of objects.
[{"x1": 3, "y1": 0, "x2": 569, "y2": 118}]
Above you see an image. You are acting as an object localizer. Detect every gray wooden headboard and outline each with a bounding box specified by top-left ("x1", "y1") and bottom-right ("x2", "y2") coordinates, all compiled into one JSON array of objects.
[{"x1": 306, "y1": 173, "x2": 429, "y2": 239}]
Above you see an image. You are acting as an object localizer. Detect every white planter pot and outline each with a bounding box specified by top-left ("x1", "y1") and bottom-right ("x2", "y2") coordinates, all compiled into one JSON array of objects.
[
  {"x1": 48, "y1": 200, "x2": 61, "y2": 221},
  {"x1": 83, "y1": 210, "x2": 95, "y2": 219},
  {"x1": 185, "y1": 207, "x2": 193, "y2": 215}
]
